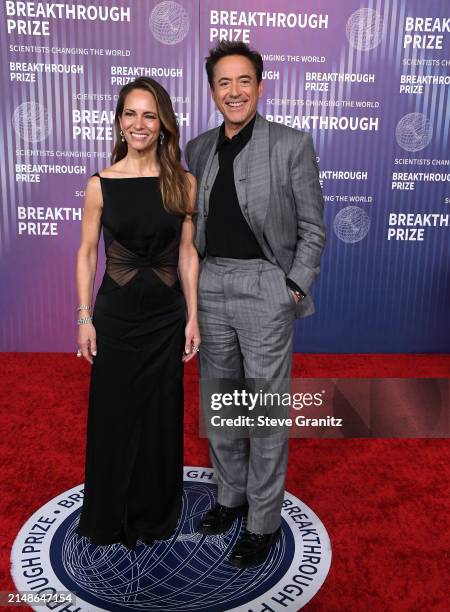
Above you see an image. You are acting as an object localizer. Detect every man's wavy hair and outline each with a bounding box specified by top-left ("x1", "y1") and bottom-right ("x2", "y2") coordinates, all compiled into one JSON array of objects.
[{"x1": 205, "y1": 41, "x2": 263, "y2": 88}]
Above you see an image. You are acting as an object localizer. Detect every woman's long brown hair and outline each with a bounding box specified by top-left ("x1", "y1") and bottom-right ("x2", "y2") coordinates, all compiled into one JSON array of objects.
[{"x1": 112, "y1": 77, "x2": 191, "y2": 216}]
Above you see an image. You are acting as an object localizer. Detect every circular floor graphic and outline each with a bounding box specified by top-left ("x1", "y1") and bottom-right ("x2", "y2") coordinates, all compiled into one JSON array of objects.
[{"x1": 11, "y1": 467, "x2": 331, "y2": 611}]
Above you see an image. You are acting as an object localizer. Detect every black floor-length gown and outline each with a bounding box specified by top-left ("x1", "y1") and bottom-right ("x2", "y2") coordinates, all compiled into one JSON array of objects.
[{"x1": 76, "y1": 174, "x2": 186, "y2": 548}]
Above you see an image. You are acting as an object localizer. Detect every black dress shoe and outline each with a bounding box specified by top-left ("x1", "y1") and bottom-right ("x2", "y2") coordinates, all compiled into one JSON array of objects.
[
  {"x1": 197, "y1": 502, "x2": 248, "y2": 535},
  {"x1": 229, "y1": 527, "x2": 281, "y2": 568}
]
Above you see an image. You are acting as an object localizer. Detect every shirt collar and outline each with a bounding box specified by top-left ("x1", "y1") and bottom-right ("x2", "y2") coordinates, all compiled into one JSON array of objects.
[{"x1": 216, "y1": 114, "x2": 257, "y2": 151}]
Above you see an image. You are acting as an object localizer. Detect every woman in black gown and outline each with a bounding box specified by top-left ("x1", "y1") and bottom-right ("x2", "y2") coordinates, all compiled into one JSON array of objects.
[{"x1": 75, "y1": 77, "x2": 199, "y2": 549}]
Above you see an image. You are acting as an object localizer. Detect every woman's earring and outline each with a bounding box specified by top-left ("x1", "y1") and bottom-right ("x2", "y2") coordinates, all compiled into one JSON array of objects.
[
  {"x1": 120, "y1": 129, "x2": 125, "y2": 143},
  {"x1": 159, "y1": 132, "x2": 164, "y2": 144}
]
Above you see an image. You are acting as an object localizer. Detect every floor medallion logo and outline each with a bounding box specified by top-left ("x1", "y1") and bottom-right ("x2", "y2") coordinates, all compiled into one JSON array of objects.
[{"x1": 11, "y1": 467, "x2": 331, "y2": 611}]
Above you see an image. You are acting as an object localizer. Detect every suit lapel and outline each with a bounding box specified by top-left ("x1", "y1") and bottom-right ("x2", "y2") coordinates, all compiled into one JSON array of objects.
[
  {"x1": 237, "y1": 113, "x2": 270, "y2": 244},
  {"x1": 194, "y1": 129, "x2": 219, "y2": 256},
  {"x1": 198, "y1": 131, "x2": 220, "y2": 216},
  {"x1": 233, "y1": 144, "x2": 249, "y2": 223}
]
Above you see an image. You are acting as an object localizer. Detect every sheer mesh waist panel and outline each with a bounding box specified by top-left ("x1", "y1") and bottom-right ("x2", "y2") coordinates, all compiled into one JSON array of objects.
[{"x1": 106, "y1": 238, "x2": 179, "y2": 287}]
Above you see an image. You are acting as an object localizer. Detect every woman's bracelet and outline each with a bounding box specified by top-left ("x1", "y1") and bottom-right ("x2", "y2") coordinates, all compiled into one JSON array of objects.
[
  {"x1": 77, "y1": 316, "x2": 92, "y2": 325},
  {"x1": 77, "y1": 304, "x2": 91, "y2": 312}
]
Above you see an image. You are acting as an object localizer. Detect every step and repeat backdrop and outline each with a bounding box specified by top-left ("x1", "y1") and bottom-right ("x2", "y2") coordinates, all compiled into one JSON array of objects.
[{"x1": 0, "y1": 0, "x2": 449, "y2": 352}]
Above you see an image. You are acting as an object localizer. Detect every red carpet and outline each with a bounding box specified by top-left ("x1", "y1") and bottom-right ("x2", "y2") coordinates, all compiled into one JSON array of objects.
[{"x1": 1, "y1": 353, "x2": 449, "y2": 611}]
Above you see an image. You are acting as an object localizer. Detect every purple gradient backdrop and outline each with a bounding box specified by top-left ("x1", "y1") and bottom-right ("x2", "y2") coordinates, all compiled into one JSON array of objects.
[{"x1": 0, "y1": 0, "x2": 449, "y2": 352}]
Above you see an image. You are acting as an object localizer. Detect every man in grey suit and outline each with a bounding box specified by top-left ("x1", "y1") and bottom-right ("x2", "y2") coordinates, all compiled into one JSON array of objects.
[{"x1": 185, "y1": 41, "x2": 325, "y2": 567}]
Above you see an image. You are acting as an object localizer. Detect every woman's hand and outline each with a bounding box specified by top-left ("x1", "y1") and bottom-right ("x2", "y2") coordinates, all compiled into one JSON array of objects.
[
  {"x1": 182, "y1": 318, "x2": 201, "y2": 363},
  {"x1": 77, "y1": 322, "x2": 97, "y2": 364}
]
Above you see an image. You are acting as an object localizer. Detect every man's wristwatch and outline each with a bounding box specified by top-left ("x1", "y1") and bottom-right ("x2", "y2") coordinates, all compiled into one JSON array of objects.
[
  {"x1": 286, "y1": 278, "x2": 306, "y2": 303},
  {"x1": 291, "y1": 289, "x2": 304, "y2": 303}
]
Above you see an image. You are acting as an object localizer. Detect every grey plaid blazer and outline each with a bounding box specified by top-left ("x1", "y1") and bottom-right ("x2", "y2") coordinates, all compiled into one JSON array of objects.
[{"x1": 185, "y1": 112, "x2": 326, "y2": 318}]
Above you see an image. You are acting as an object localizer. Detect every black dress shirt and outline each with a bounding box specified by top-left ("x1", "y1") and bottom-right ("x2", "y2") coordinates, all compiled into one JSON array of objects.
[{"x1": 206, "y1": 115, "x2": 265, "y2": 259}]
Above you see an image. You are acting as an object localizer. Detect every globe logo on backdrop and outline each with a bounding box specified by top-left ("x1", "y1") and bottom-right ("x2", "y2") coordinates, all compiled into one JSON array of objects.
[
  {"x1": 346, "y1": 8, "x2": 384, "y2": 51},
  {"x1": 395, "y1": 112, "x2": 433, "y2": 152},
  {"x1": 333, "y1": 206, "x2": 370, "y2": 243},
  {"x1": 12, "y1": 101, "x2": 51, "y2": 143},
  {"x1": 149, "y1": 1, "x2": 190, "y2": 45},
  {"x1": 207, "y1": 110, "x2": 224, "y2": 130},
  {"x1": 11, "y1": 468, "x2": 331, "y2": 611}
]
